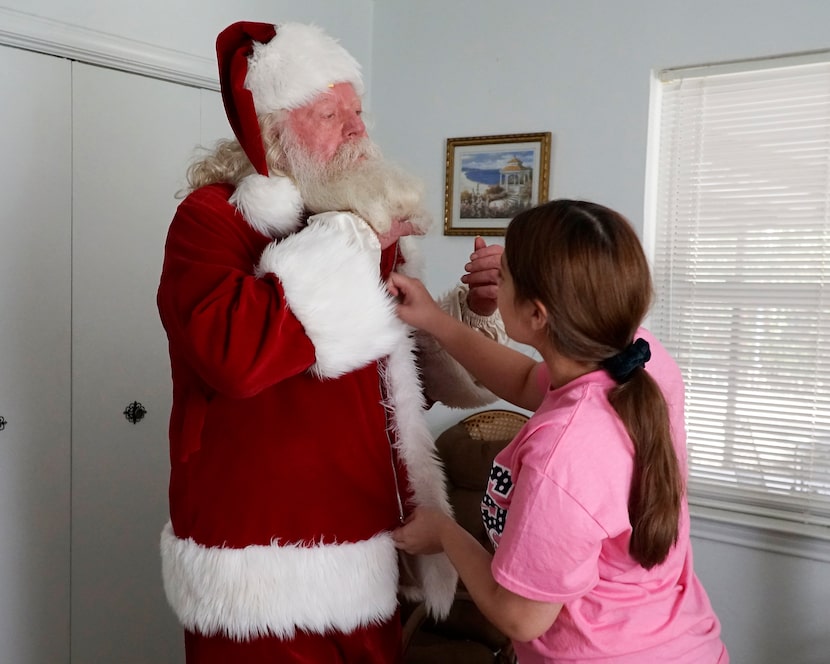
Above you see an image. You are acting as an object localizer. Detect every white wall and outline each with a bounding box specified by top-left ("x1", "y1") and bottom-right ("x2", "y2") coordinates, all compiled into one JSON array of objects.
[{"x1": 370, "y1": 2, "x2": 830, "y2": 662}]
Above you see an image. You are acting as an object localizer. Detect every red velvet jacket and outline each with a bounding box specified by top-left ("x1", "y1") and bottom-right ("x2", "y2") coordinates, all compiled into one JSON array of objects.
[{"x1": 157, "y1": 182, "x2": 457, "y2": 641}]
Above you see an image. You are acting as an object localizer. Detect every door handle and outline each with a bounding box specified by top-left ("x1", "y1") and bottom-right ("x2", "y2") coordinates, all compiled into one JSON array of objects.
[{"x1": 123, "y1": 402, "x2": 147, "y2": 424}]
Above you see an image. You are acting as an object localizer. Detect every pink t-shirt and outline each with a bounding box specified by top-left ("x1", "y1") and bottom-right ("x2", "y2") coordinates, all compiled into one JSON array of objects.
[{"x1": 483, "y1": 329, "x2": 728, "y2": 663}]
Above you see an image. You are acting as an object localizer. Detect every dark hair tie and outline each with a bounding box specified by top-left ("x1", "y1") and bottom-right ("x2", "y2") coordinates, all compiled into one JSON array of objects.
[{"x1": 602, "y1": 338, "x2": 651, "y2": 384}]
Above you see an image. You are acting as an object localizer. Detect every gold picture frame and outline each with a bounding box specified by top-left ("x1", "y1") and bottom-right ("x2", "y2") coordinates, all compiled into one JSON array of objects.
[{"x1": 443, "y1": 132, "x2": 551, "y2": 236}]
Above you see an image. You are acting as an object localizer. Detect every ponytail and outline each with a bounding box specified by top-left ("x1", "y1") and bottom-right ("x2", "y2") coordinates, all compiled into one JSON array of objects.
[{"x1": 607, "y1": 364, "x2": 683, "y2": 569}]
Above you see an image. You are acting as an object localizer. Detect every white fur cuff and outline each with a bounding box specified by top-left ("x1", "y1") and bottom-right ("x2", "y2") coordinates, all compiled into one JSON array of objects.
[{"x1": 257, "y1": 211, "x2": 406, "y2": 379}]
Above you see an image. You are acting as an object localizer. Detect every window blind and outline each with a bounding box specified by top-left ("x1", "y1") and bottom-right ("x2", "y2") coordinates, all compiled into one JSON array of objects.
[{"x1": 648, "y1": 54, "x2": 830, "y2": 531}]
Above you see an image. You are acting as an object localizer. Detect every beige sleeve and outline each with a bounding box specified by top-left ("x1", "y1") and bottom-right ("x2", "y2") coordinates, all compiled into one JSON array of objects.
[{"x1": 417, "y1": 283, "x2": 508, "y2": 408}]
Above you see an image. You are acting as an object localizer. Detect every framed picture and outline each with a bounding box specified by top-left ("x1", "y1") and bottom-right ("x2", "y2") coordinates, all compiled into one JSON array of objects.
[{"x1": 443, "y1": 132, "x2": 551, "y2": 236}]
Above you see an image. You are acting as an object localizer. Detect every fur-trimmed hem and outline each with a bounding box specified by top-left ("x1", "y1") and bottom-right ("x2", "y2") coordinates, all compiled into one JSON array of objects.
[{"x1": 161, "y1": 523, "x2": 399, "y2": 641}]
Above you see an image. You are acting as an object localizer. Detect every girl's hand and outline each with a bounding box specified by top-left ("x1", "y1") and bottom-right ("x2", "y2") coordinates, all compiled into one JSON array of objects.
[
  {"x1": 387, "y1": 272, "x2": 446, "y2": 333},
  {"x1": 392, "y1": 507, "x2": 455, "y2": 556}
]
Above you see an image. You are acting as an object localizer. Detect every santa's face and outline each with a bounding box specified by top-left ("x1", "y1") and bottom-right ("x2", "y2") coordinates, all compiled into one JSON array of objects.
[
  {"x1": 284, "y1": 82, "x2": 367, "y2": 164},
  {"x1": 274, "y1": 85, "x2": 432, "y2": 238}
]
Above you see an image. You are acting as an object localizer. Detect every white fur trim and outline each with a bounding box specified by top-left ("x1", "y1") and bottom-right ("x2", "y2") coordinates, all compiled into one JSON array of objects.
[
  {"x1": 230, "y1": 174, "x2": 304, "y2": 238},
  {"x1": 382, "y1": 336, "x2": 459, "y2": 618},
  {"x1": 257, "y1": 211, "x2": 407, "y2": 378},
  {"x1": 398, "y1": 236, "x2": 425, "y2": 278},
  {"x1": 246, "y1": 23, "x2": 364, "y2": 114},
  {"x1": 160, "y1": 522, "x2": 398, "y2": 640}
]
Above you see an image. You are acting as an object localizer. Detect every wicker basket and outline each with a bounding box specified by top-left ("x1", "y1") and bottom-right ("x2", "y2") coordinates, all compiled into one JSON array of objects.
[{"x1": 460, "y1": 409, "x2": 528, "y2": 442}]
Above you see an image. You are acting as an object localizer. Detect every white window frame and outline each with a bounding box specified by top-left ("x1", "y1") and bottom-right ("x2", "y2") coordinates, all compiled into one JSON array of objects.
[{"x1": 644, "y1": 51, "x2": 830, "y2": 562}]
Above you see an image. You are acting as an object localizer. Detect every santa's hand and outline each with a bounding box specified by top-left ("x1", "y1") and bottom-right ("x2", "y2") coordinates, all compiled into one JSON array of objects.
[
  {"x1": 461, "y1": 237, "x2": 503, "y2": 316},
  {"x1": 377, "y1": 216, "x2": 424, "y2": 250}
]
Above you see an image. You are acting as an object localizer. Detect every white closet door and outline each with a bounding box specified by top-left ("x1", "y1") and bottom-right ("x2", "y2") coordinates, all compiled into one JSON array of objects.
[
  {"x1": 70, "y1": 62, "x2": 209, "y2": 663},
  {"x1": 0, "y1": 45, "x2": 72, "y2": 664}
]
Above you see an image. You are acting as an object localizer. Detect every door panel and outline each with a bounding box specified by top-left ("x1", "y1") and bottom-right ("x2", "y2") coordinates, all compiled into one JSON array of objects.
[
  {"x1": 0, "y1": 44, "x2": 72, "y2": 664},
  {"x1": 71, "y1": 62, "x2": 206, "y2": 663}
]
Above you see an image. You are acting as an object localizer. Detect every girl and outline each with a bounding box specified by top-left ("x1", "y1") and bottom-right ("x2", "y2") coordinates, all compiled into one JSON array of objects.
[{"x1": 388, "y1": 200, "x2": 728, "y2": 663}]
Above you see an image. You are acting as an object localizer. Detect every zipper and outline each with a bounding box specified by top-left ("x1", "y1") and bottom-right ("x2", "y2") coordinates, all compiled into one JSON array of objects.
[
  {"x1": 382, "y1": 241, "x2": 405, "y2": 524},
  {"x1": 379, "y1": 358, "x2": 406, "y2": 525}
]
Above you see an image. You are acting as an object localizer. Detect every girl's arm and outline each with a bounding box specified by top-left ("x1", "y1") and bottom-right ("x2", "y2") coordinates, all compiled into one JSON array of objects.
[
  {"x1": 393, "y1": 507, "x2": 562, "y2": 642},
  {"x1": 388, "y1": 271, "x2": 545, "y2": 412}
]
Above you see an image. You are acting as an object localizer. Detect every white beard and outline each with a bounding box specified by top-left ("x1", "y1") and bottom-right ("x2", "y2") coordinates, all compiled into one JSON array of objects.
[{"x1": 281, "y1": 133, "x2": 433, "y2": 234}]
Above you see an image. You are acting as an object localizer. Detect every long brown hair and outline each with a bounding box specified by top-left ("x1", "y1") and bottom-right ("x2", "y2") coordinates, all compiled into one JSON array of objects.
[{"x1": 504, "y1": 199, "x2": 683, "y2": 569}]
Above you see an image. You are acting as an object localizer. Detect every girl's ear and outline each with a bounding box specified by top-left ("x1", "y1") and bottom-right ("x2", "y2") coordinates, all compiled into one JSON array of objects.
[{"x1": 529, "y1": 299, "x2": 548, "y2": 331}]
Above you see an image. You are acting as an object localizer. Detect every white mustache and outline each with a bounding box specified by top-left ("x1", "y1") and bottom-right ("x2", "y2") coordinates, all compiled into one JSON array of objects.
[{"x1": 288, "y1": 140, "x2": 433, "y2": 235}]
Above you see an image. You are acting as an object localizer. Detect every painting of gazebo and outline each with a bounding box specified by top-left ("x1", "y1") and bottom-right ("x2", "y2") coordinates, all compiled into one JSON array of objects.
[{"x1": 444, "y1": 132, "x2": 551, "y2": 236}]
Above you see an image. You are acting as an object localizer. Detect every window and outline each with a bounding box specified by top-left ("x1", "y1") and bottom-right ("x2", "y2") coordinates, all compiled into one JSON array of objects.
[{"x1": 645, "y1": 52, "x2": 830, "y2": 543}]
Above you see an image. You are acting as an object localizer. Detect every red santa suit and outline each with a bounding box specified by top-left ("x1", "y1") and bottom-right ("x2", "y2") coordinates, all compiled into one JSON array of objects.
[
  {"x1": 157, "y1": 22, "x2": 504, "y2": 662},
  {"x1": 157, "y1": 185, "x2": 504, "y2": 660}
]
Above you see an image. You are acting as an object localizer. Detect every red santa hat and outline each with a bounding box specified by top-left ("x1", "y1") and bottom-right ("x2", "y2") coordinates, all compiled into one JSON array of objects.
[{"x1": 215, "y1": 21, "x2": 365, "y2": 237}]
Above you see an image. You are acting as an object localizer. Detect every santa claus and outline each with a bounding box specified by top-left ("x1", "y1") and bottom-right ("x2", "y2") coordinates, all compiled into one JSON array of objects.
[{"x1": 157, "y1": 21, "x2": 505, "y2": 663}]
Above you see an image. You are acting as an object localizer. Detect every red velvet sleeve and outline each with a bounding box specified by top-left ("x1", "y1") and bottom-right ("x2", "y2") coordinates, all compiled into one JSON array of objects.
[{"x1": 157, "y1": 184, "x2": 316, "y2": 398}]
